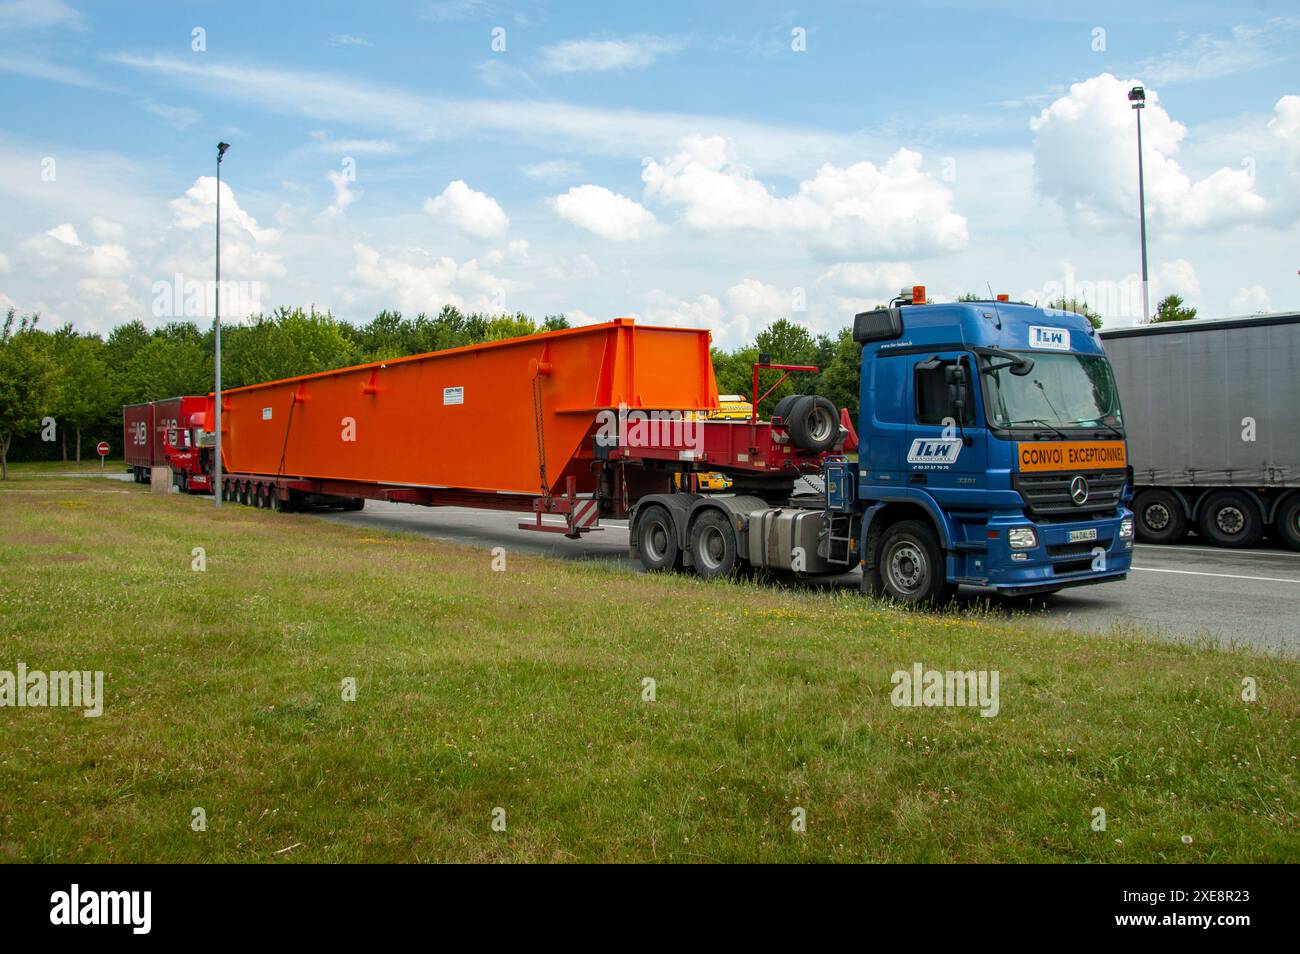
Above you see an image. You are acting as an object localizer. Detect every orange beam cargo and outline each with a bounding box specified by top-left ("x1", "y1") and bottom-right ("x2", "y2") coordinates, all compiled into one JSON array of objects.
[{"x1": 208, "y1": 318, "x2": 720, "y2": 497}]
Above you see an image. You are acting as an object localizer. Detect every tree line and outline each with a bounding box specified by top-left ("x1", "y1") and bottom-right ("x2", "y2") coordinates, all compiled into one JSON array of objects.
[{"x1": 0, "y1": 289, "x2": 1200, "y2": 477}]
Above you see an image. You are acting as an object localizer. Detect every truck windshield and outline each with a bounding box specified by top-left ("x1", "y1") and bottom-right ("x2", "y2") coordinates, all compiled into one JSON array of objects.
[{"x1": 981, "y1": 352, "x2": 1123, "y2": 431}]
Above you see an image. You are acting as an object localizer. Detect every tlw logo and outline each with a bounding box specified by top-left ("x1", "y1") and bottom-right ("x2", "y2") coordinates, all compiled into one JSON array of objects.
[{"x1": 50, "y1": 884, "x2": 151, "y2": 934}]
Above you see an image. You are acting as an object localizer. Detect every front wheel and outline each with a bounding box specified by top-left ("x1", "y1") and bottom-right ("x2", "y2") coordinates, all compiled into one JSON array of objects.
[{"x1": 876, "y1": 519, "x2": 953, "y2": 606}]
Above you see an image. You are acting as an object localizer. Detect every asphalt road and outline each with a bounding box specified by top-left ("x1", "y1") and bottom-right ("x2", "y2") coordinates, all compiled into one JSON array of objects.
[{"x1": 316, "y1": 500, "x2": 1300, "y2": 653}]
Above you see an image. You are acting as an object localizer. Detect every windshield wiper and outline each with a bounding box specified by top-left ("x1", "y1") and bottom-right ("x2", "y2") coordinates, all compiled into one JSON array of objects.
[
  {"x1": 1000, "y1": 418, "x2": 1069, "y2": 439},
  {"x1": 1072, "y1": 419, "x2": 1124, "y2": 439}
]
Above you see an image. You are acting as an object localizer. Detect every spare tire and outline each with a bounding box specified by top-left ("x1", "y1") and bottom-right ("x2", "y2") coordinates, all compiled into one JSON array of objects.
[
  {"x1": 786, "y1": 395, "x2": 839, "y2": 453},
  {"x1": 772, "y1": 394, "x2": 800, "y2": 423}
]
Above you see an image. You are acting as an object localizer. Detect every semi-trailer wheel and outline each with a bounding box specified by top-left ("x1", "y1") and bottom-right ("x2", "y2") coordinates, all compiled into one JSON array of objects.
[
  {"x1": 1273, "y1": 494, "x2": 1300, "y2": 552},
  {"x1": 342, "y1": 498, "x2": 365, "y2": 512},
  {"x1": 785, "y1": 395, "x2": 839, "y2": 453},
  {"x1": 239, "y1": 484, "x2": 251, "y2": 506},
  {"x1": 689, "y1": 509, "x2": 742, "y2": 579},
  {"x1": 1198, "y1": 490, "x2": 1263, "y2": 548},
  {"x1": 635, "y1": 504, "x2": 680, "y2": 572},
  {"x1": 1133, "y1": 489, "x2": 1187, "y2": 544},
  {"x1": 876, "y1": 519, "x2": 953, "y2": 606}
]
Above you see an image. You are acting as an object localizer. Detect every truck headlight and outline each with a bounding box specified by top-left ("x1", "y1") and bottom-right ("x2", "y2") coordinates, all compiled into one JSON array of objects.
[
  {"x1": 1008, "y1": 527, "x2": 1038, "y2": 549},
  {"x1": 1119, "y1": 516, "x2": 1134, "y2": 540}
]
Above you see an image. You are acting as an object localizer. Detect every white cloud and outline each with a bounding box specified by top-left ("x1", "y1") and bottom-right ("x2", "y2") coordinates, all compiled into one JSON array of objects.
[
  {"x1": 328, "y1": 34, "x2": 373, "y2": 48},
  {"x1": 1229, "y1": 285, "x2": 1272, "y2": 314},
  {"x1": 0, "y1": 251, "x2": 10, "y2": 272},
  {"x1": 642, "y1": 135, "x2": 967, "y2": 258},
  {"x1": 1137, "y1": 18, "x2": 1300, "y2": 85},
  {"x1": 110, "y1": 53, "x2": 885, "y2": 176},
  {"x1": 325, "y1": 169, "x2": 357, "y2": 217},
  {"x1": 1156, "y1": 259, "x2": 1200, "y2": 298},
  {"x1": 636, "y1": 290, "x2": 738, "y2": 343},
  {"x1": 0, "y1": 0, "x2": 84, "y2": 30},
  {"x1": 520, "y1": 159, "x2": 582, "y2": 182},
  {"x1": 20, "y1": 223, "x2": 132, "y2": 278},
  {"x1": 725, "y1": 279, "x2": 790, "y2": 327},
  {"x1": 1270, "y1": 94, "x2": 1300, "y2": 145},
  {"x1": 89, "y1": 216, "x2": 126, "y2": 242},
  {"x1": 0, "y1": 54, "x2": 113, "y2": 90},
  {"x1": 552, "y1": 185, "x2": 657, "y2": 241},
  {"x1": 424, "y1": 180, "x2": 508, "y2": 239},
  {"x1": 307, "y1": 134, "x2": 398, "y2": 155},
  {"x1": 1030, "y1": 73, "x2": 1267, "y2": 233},
  {"x1": 169, "y1": 176, "x2": 281, "y2": 243},
  {"x1": 541, "y1": 36, "x2": 680, "y2": 73},
  {"x1": 423, "y1": 0, "x2": 494, "y2": 22},
  {"x1": 351, "y1": 242, "x2": 508, "y2": 314},
  {"x1": 138, "y1": 100, "x2": 200, "y2": 129}
]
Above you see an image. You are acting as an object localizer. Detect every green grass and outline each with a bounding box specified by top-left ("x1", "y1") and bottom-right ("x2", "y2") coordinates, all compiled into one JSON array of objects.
[
  {"x1": 0, "y1": 475, "x2": 1296, "y2": 863},
  {"x1": 3, "y1": 458, "x2": 126, "y2": 476}
]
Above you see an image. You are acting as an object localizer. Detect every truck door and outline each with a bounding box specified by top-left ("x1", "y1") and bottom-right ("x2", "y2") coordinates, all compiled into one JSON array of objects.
[{"x1": 905, "y1": 351, "x2": 988, "y2": 508}]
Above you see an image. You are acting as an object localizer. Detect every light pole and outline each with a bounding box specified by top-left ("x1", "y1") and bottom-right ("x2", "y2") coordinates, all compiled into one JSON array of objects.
[
  {"x1": 1128, "y1": 86, "x2": 1150, "y2": 323},
  {"x1": 214, "y1": 141, "x2": 229, "y2": 507}
]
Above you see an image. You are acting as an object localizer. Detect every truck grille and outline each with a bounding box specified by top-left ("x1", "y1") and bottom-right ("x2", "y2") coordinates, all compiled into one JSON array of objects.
[
  {"x1": 1046, "y1": 537, "x2": 1113, "y2": 559},
  {"x1": 1012, "y1": 470, "x2": 1126, "y2": 521}
]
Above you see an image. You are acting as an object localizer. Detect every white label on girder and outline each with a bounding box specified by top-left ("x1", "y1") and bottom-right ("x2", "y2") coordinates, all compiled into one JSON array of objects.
[
  {"x1": 262, "y1": 407, "x2": 272, "y2": 420},
  {"x1": 443, "y1": 386, "x2": 464, "y2": 406}
]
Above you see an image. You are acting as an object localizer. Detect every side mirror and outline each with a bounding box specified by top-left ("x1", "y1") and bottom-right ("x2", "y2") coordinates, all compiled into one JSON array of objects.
[{"x1": 945, "y1": 364, "x2": 968, "y2": 414}]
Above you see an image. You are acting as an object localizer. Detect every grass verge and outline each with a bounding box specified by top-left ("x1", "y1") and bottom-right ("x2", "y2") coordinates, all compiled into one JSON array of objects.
[{"x1": 0, "y1": 476, "x2": 1296, "y2": 862}]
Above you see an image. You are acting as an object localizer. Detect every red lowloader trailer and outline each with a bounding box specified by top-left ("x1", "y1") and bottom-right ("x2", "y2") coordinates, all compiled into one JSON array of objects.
[
  {"x1": 121, "y1": 395, "x2": 212, "y2": 493},
  {"x1": 203, "y1": 319, "x2": 844, "y2": 571}
]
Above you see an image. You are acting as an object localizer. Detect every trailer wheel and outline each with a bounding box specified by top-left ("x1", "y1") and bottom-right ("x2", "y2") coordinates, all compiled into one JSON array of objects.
[
  {"x1": 1272, "y1": 494, "x2": 1300, "y2": 552},
  {"x1": 239, "y1": 484, "x2": 251, "y2": 506},
  {"x1": 635, "y1": 505, "x2": 680, "y2": 572},
  {"x1": 877, "y1": 519, "x2": 953, "y2": 606},
  {"x1": 342, "y1": 498, "x2": 365, "y2": 512},
  {"x1": 785, "y1": 395, "x2": 839, "y2": 453},
  {"x1": 689, "y1": 509, "x2": 742, "y2": 580},
  {"x1": 1198, "y1": 490, "x2": 1262, "y2": 548},
  {"x1": 1133, "y1": 489, "x2": 1187, "y2": 544}
]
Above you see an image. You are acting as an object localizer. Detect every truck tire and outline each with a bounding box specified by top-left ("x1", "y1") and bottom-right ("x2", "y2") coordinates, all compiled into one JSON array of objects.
[
  {"x1": 689, "y1": 509, "x2": 742, "y2": 580},
  {"x1": 1198, "y1": 490, "x2": 1263, "y2": 548},
  {"x1": 772, "y1": 394, "x2": 800, "y2": 423},
  {"x1": 785, "y1": 395, "x2": 838, "y2": 453},
  {"x1": 877, "y1": 519, "x2": 953, "y2": 605},
  {"x1": 1273, "y1": 494, "x2": 1300, "y2": 552},
  {"x1": 635, "y1": 504, "x2": 680, "y2": 572},
  {"x1": 343, "y1": 498, "x2": 365, "y2": 512},
  {"x1": 1133, "y1": 489, "x2": 1187, "y2": 544}
]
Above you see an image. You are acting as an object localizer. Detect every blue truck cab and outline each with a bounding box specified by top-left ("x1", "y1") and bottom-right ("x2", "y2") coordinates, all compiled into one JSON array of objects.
[{"x1": 829, "y1": 288, "x2": 1134, "y2": 603}]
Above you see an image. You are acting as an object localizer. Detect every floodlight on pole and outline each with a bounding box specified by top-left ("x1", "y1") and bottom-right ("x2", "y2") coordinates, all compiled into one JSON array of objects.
[
  {"x1": 213, "y1": 142, "x2": 230, "y2": 507},
  {"x1": 1128, "y1": 86, "x2": 1150, "y2": 323}
]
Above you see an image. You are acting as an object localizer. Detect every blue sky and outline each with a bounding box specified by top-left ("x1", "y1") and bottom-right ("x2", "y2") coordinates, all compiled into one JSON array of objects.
[{"x1": 1, "y1": 0, "x2": 1297, "y2": 343}]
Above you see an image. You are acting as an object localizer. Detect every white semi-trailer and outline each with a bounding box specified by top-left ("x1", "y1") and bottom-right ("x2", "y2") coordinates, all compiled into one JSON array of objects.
[{"x1": 1101, "y1": 312, "x2": 1300, "y2": 550}]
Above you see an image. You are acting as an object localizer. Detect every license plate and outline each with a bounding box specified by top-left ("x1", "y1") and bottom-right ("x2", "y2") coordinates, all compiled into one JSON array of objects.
[{"x1": 1067, "y1": 528, "x2": 1098, "y2": 543}]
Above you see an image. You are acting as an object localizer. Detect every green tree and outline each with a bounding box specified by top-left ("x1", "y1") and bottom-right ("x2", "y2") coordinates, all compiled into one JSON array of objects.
[
  {"x1": 1153, "y1": 294, "x2": 1197, "y2": 323},
  {"x1": 1046, "y1": 297, "x2": 1103, "y2": 330},
  {"x1": 0, "y1": 310, "x2": 61, "y2": 479},
  {"x1": 51, "y1": 328, "x2": 116, "y2": 462}
]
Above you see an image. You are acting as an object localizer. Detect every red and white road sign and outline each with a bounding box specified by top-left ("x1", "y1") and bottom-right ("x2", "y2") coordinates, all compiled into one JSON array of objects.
[{"x1": 96, "y1": 441, "x2": 110, "y2": 457}]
